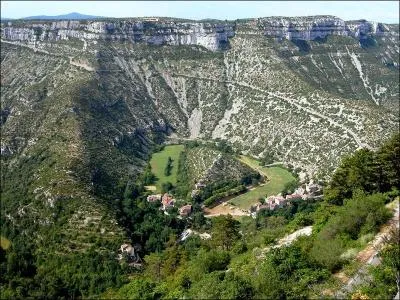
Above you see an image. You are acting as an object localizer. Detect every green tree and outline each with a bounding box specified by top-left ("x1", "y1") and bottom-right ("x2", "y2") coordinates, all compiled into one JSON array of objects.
[
  {"x1": 117, "y1": 278, "x2": 156, "y2": 299},
  {"x1": 282, "y1": 179, "x2": 298, "y2": 196},
  {"x1": 161, "y1": 182, "x2": 173, "y2": 193},
  {"x1": 260, "y1": 151, "x2": 275, "y2": 165},
  {"x1": 375, "y1": 133, "x2": 400, "y2": 192},
  {"x1": 144, "y1": 252, "x2": 163, "y2": 283},
  {"x1": 310, "y1": 237, "x2": 345, "y2": 271},
  {"x1": 141, "y1": 164, "x2": 156, "y2": 185},
  {"x1": 324, "y1": 133, "x2": 400, "y2": 205},
  {"x1": 310, "y1": 192, "x2": 391, "y2": 271},
  {"x1": 324, "y1": 148, "x2": 376, "y2": 205},
  {"x1": 189, "y1": 211, "x2": 207, "y2": 230},
  {"x1": 211, "y1": 215, "x2": 240, "y2": 251},
  {"x1": 164, "y1": 157, "x2": 173, "y2": 177}
]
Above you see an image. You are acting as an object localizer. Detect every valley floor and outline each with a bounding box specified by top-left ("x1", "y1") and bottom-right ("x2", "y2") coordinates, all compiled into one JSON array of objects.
[
  {"x1": 202, "y1": 155, "x2": 295, "y2": 216},
  {"x1": 229, "y1": 162, "x2": 295, "y2": 209}
]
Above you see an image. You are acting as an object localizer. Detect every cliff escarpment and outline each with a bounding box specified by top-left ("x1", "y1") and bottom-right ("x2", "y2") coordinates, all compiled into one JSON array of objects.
[
  {"x1": 259, "y1": 16, "x2": 389, "y2": 40},
  {"x1": 1, "y1": 18, "x2": 234, "y2": 51},
  {"x1": 1, "y1": 16, "x2": 396, "y2": 51}
]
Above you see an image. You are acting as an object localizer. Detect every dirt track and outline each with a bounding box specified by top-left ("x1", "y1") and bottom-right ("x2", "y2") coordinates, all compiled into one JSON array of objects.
[{"x1": 203, "y1": 202, "x2": 250, "y2": 217}]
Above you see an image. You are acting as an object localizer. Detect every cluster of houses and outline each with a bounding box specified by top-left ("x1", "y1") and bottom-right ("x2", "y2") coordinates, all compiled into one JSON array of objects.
[
  {"x1": 146, "y1": 193, "x2": 193, "y2": 217},
  {"x1": 250, "y1": 182, "x2": 322, "y2": 216}
]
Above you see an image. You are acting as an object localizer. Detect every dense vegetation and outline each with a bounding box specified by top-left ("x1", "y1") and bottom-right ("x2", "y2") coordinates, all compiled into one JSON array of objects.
[
  {"x1": 1, "y1": 133, "x2": 397, "y2": 298},
  {"x1": 101, "y1": 133, "x2": 399, "y2": 299},
  {"x1": 174, "y1": 142, "x2": 261, "y2": 202},
  {"x1": 359, "y1": 227, "x2": 400, "y2": 299},
  {"x1": 324, "y1": 133, "x2": 400, "y2": 205},
  {"x1": 1, "y1": 127, "x2": 398, "y2": 299}
]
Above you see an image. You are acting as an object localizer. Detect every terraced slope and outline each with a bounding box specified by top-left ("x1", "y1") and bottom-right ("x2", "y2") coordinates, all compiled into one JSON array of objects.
[{"x1": 0, "y1": 41, "x2": 161, "y2": 286}]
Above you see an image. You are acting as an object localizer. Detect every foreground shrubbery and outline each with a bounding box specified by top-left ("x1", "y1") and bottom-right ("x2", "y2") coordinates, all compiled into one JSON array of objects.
[
  {"x1": 359, "y1": 227, "x2": 400, "y2": 299},
  {"x1": 311, "y1": 191, "x2": 391, "y2": 271}
]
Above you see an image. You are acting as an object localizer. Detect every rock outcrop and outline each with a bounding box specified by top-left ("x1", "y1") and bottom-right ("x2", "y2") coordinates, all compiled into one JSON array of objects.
[{"x1": 1, "y1": 15, "x2": 398, "y2": 178}]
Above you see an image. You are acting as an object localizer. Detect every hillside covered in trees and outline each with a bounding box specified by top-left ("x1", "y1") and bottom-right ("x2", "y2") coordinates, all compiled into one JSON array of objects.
[{"x1": 2, "y1": 133, "x2": 398, "y2": 298}]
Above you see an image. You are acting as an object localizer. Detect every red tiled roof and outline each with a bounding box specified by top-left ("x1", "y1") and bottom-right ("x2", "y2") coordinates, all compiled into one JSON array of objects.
[
  {"x1": 286, "y1": 194, "x2": 302, "y2": 200},
  {"x1": 179, "y1": 204, "x2": 192, "y2": 215},
  {"x1": 162, "y1": 193, "x2": 174, "y2": 206}
]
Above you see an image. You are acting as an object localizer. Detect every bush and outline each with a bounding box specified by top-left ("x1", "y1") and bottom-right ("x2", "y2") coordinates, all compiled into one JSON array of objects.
[
  {"x1": 203, "y1": 185, "x2": 246, "y2": 207},
  {"x1": 311, "y1": 191, "x2": 391, "y2": 270},
  {"x1": 310, "y1": 237, "x2": 345, "y2": 271},
  {"x1": 117, "y1": 278, "x2": 156, "y2": 299}
]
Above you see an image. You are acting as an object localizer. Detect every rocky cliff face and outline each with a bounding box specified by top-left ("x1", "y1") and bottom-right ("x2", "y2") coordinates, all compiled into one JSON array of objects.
[
  {"x1": 1, "y1": 19, "x2": 234, "y2": 51},
  {"x1": 1, "y1": 15, "x2": 398, "y2": 179},
  {"x1": 259, "y1": 16, "x2": 388, "y2": 40},
  {"x1": 1, "y1": 16, "x2": 393, "y2": 51}
]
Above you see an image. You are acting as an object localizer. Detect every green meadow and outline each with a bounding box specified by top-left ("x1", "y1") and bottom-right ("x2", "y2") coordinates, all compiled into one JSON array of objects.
[
  {"x1": 229, "y1": 156, "x2": 295, "y2": 209},
  {"x1": 150, "y1": 144, "x2": 185, "y2": 192}
]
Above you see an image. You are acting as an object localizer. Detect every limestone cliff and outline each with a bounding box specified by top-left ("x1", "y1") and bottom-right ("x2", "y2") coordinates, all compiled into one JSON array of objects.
[
  {"x1": 259, "y1": 16, "x2": 389, "y2": 40},
  {"x1": 1, "y1": 16, "x2": 394, "y2": 52},
  {"x1": 1, "y1": 19, "x2": 234, "y2": 51}
]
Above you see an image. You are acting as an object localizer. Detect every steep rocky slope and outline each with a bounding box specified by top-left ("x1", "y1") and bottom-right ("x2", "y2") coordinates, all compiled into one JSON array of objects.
[
  {"x1": 1, "y1": 16, "x2": 398, "y2": 180},
  {"x1": 0, "y1": 16, "x2": 398, "y2": 290}
]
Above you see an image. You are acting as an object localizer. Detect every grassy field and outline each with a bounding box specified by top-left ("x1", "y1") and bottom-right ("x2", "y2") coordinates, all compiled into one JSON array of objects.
[
  {"x1": 1, "y1": 236, "x2": 11, "y2": 250},
  {"x1": 150, "y1": 144, "x2": 184, "y2": 192},
  {"x1": 229, "y1": 156, "x2": 295, "y2": 209}
]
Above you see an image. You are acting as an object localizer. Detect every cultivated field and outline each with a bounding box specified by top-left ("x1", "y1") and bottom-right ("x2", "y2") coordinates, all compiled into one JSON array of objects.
[
  {"x1": 229, "y1": 156, "x2": 295, "y2": 209},
  {"x1": 150, "y1": 144, "x2": 185, "y2": 192}
]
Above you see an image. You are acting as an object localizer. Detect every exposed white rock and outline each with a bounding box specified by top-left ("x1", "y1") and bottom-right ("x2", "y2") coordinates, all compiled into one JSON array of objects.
[
  {"x1": 261, "y1": 16, "x2": 387, "y2": 41},
  {"x1": 346, "y1": 46, "x2": 379, "y2": 105},
  {"x1": 1, "y1": 20, "x2": 234, "y2": 51},
  {"x1": 188, "y1": 108, "x2": 202, "y2": 139},
  {"x1": 1, "y1": 16, "x2": 389, "y2": 52}
]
